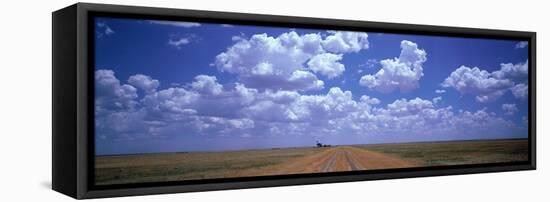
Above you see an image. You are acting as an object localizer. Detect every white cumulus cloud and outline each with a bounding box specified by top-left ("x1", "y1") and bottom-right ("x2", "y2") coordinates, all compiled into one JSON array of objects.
[
  {"x1": 502, "y1": 104, "x2": 518, "y2": 115},
  {"x1": 128, "y1": 74, "x2": 160, "y2": 94},
  {"x1": 214, "y1": 31, "x2": 370, "y2": 91},
  {"x1": 94, "y1": 24, "x2": 531, "y2": 148},
  {"x1": 190, "y1": 75, "x2": 224, "y2": 96},
  {"x1": 510, "y1": 83, "x2": 528, "y2": 99},
  {"x1": 492, "y1": 61, "x2": 528, "y2": 82},
  {"x1": 95, "y1": 69, "x2": 138, "y2": 112},
  {"x1": 442, "y1": 60, "x2": 528, "y2": 102},
  {"x1": 359, "y1": 40, "x2": 427, "y2": 93},
  {"x1": 360, "y1": 95, "x2": 381, "y2": 105},
  {"x1": 307, "y1": 53, "x2": 345, "y2": 79},
  {"x1": 214, "y1": 31, "x2": 325, "y2": 91},
  {"x1": 432, "y1": 96, "x2": 443, "y2": 104},
  {"x1": 142, "y1": 87, "x2": 200, "y2": 119},
  {"x1": 321, "y1": 31, "x2": 369, "y2": 53},
  {"x1": 442, "y1": 66, "x2": 513, "y2": 102}
]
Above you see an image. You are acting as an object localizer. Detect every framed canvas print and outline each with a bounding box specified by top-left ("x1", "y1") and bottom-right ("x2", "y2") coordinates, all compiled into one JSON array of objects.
[{"x1": 52, "y1": 3, "x2": 536, "y2": 199}]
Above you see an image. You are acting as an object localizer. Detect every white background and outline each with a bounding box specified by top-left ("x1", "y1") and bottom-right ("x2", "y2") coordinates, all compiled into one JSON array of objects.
[{"x1": 0, "y1": 0, "x2": 547, "y2": 201}]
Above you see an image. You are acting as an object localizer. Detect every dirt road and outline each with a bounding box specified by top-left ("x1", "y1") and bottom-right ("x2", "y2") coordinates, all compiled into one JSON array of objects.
[{"x1": 240, "y1": 146, "x2": 415, "y2": 176}]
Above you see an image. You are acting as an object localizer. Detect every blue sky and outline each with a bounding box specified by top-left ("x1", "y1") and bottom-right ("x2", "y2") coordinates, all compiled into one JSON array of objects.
[{"x1": 94, "y1": 17, "x2": 529, "y2": 155}]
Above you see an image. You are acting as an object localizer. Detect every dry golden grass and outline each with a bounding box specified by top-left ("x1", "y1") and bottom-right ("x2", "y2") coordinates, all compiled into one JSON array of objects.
[
  {"x1": 95, "y1": 139, "x2": 529, "y2": 185},
  {"x1": 95, "y1": 147, "x2": 326, "y2": 185},
  {"x1": 354, "y1": 139, "x2": 529, "y2": 166}
]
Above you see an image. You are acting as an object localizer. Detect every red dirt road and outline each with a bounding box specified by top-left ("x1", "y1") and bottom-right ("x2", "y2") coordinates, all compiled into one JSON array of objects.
[{"x1": 240, "y1": 146, "x2": 415, "y2": 176}]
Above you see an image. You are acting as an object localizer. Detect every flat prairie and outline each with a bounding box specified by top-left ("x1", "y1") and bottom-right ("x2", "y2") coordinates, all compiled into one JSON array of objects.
[
  {"x1": 356, "y1": 139, "x2": 529, "y2": 166},
  {"x1": 95, "y1": 139, "x2": 528, "y2": 185}
]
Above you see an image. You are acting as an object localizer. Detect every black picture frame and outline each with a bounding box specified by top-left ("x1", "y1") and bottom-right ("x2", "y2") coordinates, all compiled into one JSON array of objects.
[{"x1": 52, "y1": 2, "x2": 536, "y2": 199}]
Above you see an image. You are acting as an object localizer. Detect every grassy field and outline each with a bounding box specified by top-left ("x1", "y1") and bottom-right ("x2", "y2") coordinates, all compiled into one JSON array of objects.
[
  {"x1": 95, "y1": 139, "x2": 528, "y2": 185},
  {"x1": 354, "y1": 139, "x2": 529, "y2": 166},
  {"x1": 95, "y1": 147, "x2": 328, "y2": 185}
]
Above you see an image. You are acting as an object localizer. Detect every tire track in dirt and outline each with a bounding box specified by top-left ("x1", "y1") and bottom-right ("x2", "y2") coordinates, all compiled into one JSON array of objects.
[
  {"x1": 344, "y1": 150, "x2": 363, "y2": 171},
  {"x1": 239, "y1": 146, "x2": 415, "y2": 176},
  {"x1": 320, "y1": 151, "x2": 338, "y2": 172}
]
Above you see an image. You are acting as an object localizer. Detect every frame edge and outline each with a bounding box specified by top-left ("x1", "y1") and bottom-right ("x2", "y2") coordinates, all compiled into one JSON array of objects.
[{"x1": 52, "y1": 3, "x2": 78, "y2": 199}]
